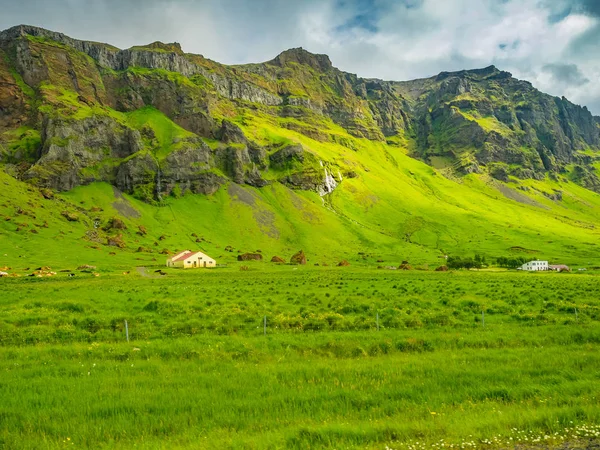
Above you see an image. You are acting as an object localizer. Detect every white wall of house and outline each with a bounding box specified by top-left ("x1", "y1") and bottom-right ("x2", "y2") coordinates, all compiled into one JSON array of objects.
[
  {"x1": 181, "y1": 252, "x2": 216, "y2": 268},
  {"x1": 520, "y1": 260, "x2": 549, "y2": 271}
]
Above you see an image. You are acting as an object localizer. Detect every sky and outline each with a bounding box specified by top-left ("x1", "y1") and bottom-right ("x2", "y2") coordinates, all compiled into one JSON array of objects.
[{"x1": 1, "y1": 0, "x2": 599, "y2": 113}]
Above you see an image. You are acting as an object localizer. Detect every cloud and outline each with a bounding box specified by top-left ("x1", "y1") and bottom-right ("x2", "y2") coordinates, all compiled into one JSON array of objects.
[
  {"x1": 542, "y1": 63, "x2": 589, "y2": 85},
  {"x1": 1, "y1": 0, "x2": 600, "y2": 113}
]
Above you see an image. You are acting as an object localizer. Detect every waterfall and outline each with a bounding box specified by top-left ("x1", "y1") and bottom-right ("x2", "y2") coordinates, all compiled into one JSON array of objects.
[{"x1": 318, "y1": 166, "x2": 338, "y2": 196}]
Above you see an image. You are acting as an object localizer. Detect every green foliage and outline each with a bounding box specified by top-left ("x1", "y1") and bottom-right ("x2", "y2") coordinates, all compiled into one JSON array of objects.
[
  {"x1": 447, "y1": 255, "x2": 484, "y2": 269},
  {"x1": 126, "y1": 106, "x2": 195, "y2": 158},
  {"x1": 497, "y1": 256, "x2": 528, "y2": 269}
]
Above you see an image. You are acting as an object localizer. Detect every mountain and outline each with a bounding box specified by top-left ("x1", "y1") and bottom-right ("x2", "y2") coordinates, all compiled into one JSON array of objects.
[{"x1": 1, "y1": 24, "x2": 600, "y2": 268}]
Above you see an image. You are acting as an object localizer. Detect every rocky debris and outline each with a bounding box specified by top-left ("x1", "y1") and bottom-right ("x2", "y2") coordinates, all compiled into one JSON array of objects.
[
  {"x1": 337, "y1": 260, "x2": 350, "y2": 267},
  {"x1": 61, "y1": 211, "x2": 79, "y2": 222},
  {"x1": 543, "y1": 189, "x2": 563, "y2": 201},
  {"x1": 435, "y1": 265, "x2": 449, "y2": 272},
  {"x1": 237, "y1": 253, "x2": 263, "y2": 261},
  {"x1": 106, "y1": 234, "x2": 126, "y2": 248},
  {"x1": 270, "y1": 256, "x2": 285, "y2": 263},
  {"x1": 0, "y1": 271, "x2": 8, "y2": 277},
  {"x1": 290, "y1": 250, "x2": 307, "y2": 265},
  {"x1": 40, "y1": 188, "x2": 54, "y2": 199},
  {"x1": 398, "y1": 261, "x2": 412, "y2": 270},
  {"x1": 77, "y1": 264, "x2": 96, "y2": 270},
  {"x1": 137, "y1": 225, "x2": 147, "y2": 236},
  {"x1": 104, "y1": 217, "x2": 127, "y2": 230},
  {"x1": 224, "y1": 245, "x2": 234, "y2": 252},
  {"x1": 29, "y1": 269, "x2": 57, "y2": 277}
]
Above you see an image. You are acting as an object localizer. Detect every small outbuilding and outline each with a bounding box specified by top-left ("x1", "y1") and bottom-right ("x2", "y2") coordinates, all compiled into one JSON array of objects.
[
  {"x1": 549, "y1": 264, "x2": 570, "y2": 272},
  {"x1": 166, "y1": 250, "x2": 216, "y2": 269},
  {"x1": 520, "y1": 260, "x2": 549, "y2": 271}
]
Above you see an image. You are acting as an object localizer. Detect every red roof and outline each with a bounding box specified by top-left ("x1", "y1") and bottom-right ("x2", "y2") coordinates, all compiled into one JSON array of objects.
[{"x1": 172, "y1": 251, "x2": 198, "y2": 262}]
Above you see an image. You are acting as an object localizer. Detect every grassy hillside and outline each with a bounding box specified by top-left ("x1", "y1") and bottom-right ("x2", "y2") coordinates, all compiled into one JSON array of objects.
[{"x1": 2, "y1": 116, "x2": 600, "y2": 270}]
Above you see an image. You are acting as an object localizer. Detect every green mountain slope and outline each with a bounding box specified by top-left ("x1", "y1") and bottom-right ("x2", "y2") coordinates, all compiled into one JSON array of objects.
[{"x1": 1, "y1": 25, "x2": 600, "y2": 269}]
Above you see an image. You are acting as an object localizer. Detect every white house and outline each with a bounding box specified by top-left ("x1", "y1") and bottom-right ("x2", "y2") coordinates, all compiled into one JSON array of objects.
[
  {"x1": 520, "y1": 260, "x2": 549, "y2": 271},
  {"x1": 166, "y1": 250, "x2": 216, "y2": 269}
]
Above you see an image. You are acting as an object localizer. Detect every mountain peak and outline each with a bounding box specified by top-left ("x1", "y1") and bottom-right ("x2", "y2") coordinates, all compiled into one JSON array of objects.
[
  {"x1": 435, "y1": 65, "x2": 512, "y2": 81},
  {"x1": 130, "y1": 41, "x2": 183, "y2": 54},
  {"x1": 269, "y1": 47, "x2": 333, "y2": 72}
]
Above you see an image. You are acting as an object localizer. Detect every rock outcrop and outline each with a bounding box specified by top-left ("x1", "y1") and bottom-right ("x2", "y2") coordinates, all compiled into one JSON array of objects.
[
  {"x1": 238, "y1": 253, "x2": 263, "y2": 261},
  {"x1": 290, "y1": 250, "x2": 307, "y2": 265}
]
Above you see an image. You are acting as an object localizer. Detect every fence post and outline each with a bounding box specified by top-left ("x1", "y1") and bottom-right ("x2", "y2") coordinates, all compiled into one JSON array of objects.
[
  {"x1": 481, "y1": 311, "x2": 485, "y2": 328},
  {"x1": 124, "y1": 320, "x2": 129, "y2": 343},
  {"x1": 575, "y1": 307, "x2": 578, "y2": 322},
  {"x1": 264, "y1": 316, "x2": 266, "y2": 336},
  {"x1": 376, "y1": 313, "x2": 379, "y2": 331}
]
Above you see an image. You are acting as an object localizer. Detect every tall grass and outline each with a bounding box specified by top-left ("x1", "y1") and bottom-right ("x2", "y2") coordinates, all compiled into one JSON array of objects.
[{"x1": 0, "y1": 269, "x2": 599, "y2": 448}]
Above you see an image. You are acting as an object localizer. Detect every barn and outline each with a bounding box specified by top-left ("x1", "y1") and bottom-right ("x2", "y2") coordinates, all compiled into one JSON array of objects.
[{"x1": 166, "y1": 250, "x2": 216, "y2": 269}]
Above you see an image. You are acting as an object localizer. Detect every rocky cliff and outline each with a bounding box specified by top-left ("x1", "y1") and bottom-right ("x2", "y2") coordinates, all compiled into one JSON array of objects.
[{"x1": 1, "y1": 24, "x2": 599, "y2": 200}]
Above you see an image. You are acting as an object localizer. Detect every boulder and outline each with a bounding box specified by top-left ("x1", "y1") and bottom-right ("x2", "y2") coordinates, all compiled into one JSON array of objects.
[
  {"x1": 61, "y1": 211, "x2": 79, "y2": 222},
  {"x1": 337, "y1": 260, "x2": 350, "y2": 266},
  {"x1": 270, "y1": 256, "x2": 285, "y2": 263},
  {"x1": 238, "y1": 253, "x2": 263, "y2": 261},
  {"x1": 435, "y1": 265, "x2": 449, "y2": 272},
  {"x1": 398, "y1": 261, "x2": 412, "y2": 270},
  {"x1": 290, "y1": 250, "x2": 307, "y2": 265}
]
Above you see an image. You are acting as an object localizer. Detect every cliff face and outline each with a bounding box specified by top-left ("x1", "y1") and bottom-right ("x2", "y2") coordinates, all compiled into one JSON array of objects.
[{"x1": 0, "y1": 24, "x2": 599, "y2": 199}]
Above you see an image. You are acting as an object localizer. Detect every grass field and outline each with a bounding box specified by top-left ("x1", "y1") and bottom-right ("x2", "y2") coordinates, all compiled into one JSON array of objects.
[{"x1": 1, "y1": 267, "x2": 599, "y2": 449}]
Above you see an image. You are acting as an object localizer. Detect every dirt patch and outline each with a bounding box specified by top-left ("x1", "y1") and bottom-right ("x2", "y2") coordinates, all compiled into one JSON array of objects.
[
  {"x1": 494, "y1": 182, "x2": 549, "y2": 210},
  {"x1": 229, "y1": 184, "x2": 279, "y2": 238},
  {"x1": 136, "y1": 267, "x2": 162, "y2": 279},
  {"x1": 112, "y1": 186, "x2": 141, "y2": 219},
  {"x1": 254, "y1": 208, "x2": 280, "y2": 239},
  {"x1": 228, "y1": 183, "x2": 257, "y2": 206},
  {"x1": 509, "y1": 246, "x2": 539, "y2": 254}
]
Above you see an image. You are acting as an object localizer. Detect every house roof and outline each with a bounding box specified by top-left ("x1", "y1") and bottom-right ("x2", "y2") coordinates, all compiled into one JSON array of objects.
[
  {"x1": 172, "y1": 251, "x2": 214, "y2": 262},
  {"x1": 172, "y1": 251, "x2": 197, "y2": 262}
]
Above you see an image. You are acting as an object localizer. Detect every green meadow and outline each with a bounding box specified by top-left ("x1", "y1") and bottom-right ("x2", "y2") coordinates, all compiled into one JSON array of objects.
[{"x1": 1, "y1": 267, "x2": 599, "y2": 449}]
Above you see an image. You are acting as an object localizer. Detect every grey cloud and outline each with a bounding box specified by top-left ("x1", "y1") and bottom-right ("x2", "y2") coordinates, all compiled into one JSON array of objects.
[{"x1": 542, "y1": 63, "x2": 589, "y2": 85}]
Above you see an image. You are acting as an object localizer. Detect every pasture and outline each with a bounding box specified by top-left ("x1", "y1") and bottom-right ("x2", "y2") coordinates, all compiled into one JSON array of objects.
[{"x1": 1, "y1": 266, "x2": 599, "y2": 449}]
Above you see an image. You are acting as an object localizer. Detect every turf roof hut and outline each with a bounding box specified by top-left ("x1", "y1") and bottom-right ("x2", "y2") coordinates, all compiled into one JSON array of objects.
[{"x1": 166, "y1": 250, "x2": 216, "y2": 269}]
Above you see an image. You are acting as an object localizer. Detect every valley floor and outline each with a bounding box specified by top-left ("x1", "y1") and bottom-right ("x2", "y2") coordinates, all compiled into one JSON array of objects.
[{"x1": 0, "y1": 267, "x2": 599, "y2": 449}]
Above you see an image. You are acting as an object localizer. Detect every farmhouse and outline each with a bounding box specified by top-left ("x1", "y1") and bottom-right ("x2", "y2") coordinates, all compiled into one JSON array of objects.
[
  {"x1": 520, "y1": 260, "x2": 549, "y2": 271},
  {"x1": 166, "y1": 250, "x2": 216, "y2": 269},
  {"x1": 549, "y1": 264, "x2": 570, "y2": 272}
]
